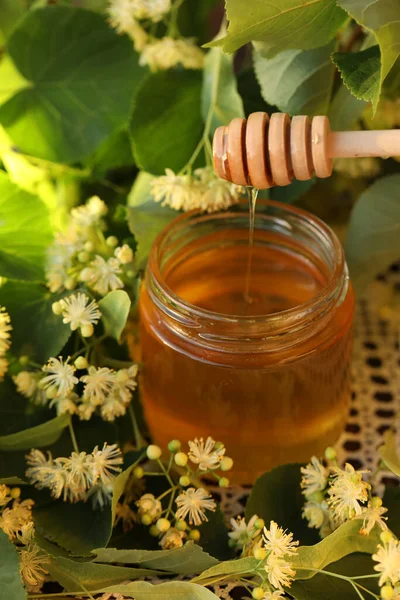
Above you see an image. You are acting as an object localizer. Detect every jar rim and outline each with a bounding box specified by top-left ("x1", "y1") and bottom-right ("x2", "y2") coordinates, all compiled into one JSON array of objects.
[{"x1": 146, "y1": 199, "x2": 347, "y2": 329}]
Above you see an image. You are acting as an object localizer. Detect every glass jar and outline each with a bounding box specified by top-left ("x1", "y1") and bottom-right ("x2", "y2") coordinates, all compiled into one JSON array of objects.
[{"x1": 139, "y1": 201, "x2": 354, "y2": 483}]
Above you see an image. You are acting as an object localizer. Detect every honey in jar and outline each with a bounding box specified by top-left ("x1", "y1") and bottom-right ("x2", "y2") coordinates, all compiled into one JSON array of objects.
[{"x1": 139, "y1": 201, "x2": 354, "y2": 483}]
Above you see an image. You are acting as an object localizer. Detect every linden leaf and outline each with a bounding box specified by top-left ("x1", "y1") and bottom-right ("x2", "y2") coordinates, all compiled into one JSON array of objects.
[{"x1": 331, "y1": 46, "x2": 381, "y2": 107}]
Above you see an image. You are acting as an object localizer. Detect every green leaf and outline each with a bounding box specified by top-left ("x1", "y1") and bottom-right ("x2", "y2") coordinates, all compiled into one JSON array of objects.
[
  {"x1": 85, "y1": 128, "x2": 134, "y2": 175},
  {"x1": 379, "y1": 429, "x2": 400, "y2": 477},
  {"x1": 201, "y1": 48, "x2": 244, "y2": 135},
  {"x1": 0, "y1": 56, "x2": 28, "y2": 105},
  {"x1": 237, "y1": 68, "x2": 272, "y2": 116},
  {"x1": 96, "y1": 581, "x2": 220, "y2": 599},
  {"x1": 0, "y1": 280, "x2": 72, "y2": 362},
  {"x1": 292, "y1": 520, "x2": 380, "y2": 579},
  {"x1": 337, "y1": 0, "x2": 400, "y2": 111},
  {"x1": 192, "y1": 556, "x2": 258, "y2": 585},
  {"x1": 111, "y1": 455, "x2": 143, "y2": 525},
  {"x1": 130, "y1": 71, "x2": 203, "y2": 175},
  {"x1": 0, "y1": 6, "x2": 145, "y2": 163},
  {"x1": 383, "y1": 486, "x2": 400, "y2": 538},
  {"x1": 34, "y1": 500, "x2": 113, "y2": 556},
  {"x1": 93, "y1": 541, "x2": 218, "y2": 576},
  {"x1": 208, "y1": 0, "x2": 347, "y2": 55},
  {"x1": 99, "y1": 290, "x2": 131, "y2": 342},
  {"x1": 0, "y1": 413, "x2": 70, "y2": 451},
  {"x1": 254, "y1": 43, "x2": 335, "y2": 116},
  {"x1": 245, "y1": 464, "x2": 320, "y2": 545},
  {"x1": 291, "y1": 553, "x2": 379, "y2": 600},
  {"x1": 328, "y1": 83, "x2": 366, "y2": 130},
  {"x1": 345, "y1": 174, "x2": 400, "y2": 292},
  {"x1": 332, "y1": 45, "x2": 381, "y2": 108},
  {"x1": 0, "y1": 529, "x2": 26, "y2": 600},
  {"x1": 195, "y1": 506, "x2": 232, "y2": 561},
  {"x1": 127, "y1": 172, "x2": 177, "y2": 269},
  {"x1": 0, "y1": 0, "x2": 24, "y2": 46},
  {"x1": 48, "y1": 556, "x2": 160, "y2": 592},
  {"x1": 0, "y1": 172, "x2": 52, "y2": 280}
]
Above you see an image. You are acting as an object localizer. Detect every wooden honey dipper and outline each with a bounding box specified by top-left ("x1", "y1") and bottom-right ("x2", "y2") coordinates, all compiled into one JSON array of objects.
[{"x1": 213, "y1": 112, "x2": 400, "y2": 189}]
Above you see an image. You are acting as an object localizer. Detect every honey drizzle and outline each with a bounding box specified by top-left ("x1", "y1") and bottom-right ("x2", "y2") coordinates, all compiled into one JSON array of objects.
[{"x1": 243, "y1": 187, "x2": 258, "y2": 304}]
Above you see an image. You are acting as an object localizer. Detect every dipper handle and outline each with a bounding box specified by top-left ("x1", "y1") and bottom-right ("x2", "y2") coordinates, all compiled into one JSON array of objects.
[{"x1": 213, "y1": 112, "x2": 400, "y2": 189}]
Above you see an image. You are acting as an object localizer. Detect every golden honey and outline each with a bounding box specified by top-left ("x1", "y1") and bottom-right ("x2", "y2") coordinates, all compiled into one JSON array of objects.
[{"x1": 139, "y1": 201, "x2": 354, "y2": 483}]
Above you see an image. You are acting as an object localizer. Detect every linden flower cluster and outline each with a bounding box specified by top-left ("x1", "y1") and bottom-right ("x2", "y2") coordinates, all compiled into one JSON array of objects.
[
  {"x1": 26, "y1": 443, "x2": 123, "y2": 508},
  {"x1": 0, "y1": 305, "x2": 12, "y2": 380},
  {"x1": 372, "y1": 531, "x2": 400, "y2": 599},
  {"x1": 0, "y1": 485, "x2": 47, "y2": 593},
  {"x1": 301, "y1": 448, "x2": 388, "y2": 538},
  {"x1": 107, "y1": 0, "x2": 205, "y2": 70},
  {"x1": 151, "y1": 167, "x2": 246, "y2": 213},
  {"x1": 45, "y1": 195, "x2": 134, "y2": 295},
  {"x1": 116, "y1": 437, "x2": 233, "y2": 549},
  {"x1": 14, "y1": 357, "x2": 139, "y2": 422},
  {"x1": 247, "y1": 520, "x2": 299, "y2": 599}
]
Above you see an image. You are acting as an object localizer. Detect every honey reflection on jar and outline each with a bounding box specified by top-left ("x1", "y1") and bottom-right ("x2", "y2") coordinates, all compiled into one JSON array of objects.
[{"x1": 139, "y1": 201, "x2": 354, "y2": 484}]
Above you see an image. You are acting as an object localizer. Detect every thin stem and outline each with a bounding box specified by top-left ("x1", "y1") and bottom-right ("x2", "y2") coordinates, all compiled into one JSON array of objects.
[
  {"x1": 182, "y1": 136, "x2": 206, "y2": 173},
  {"x1": 157, "y1": 459, "x2": 175, "y2": 488},
  {"x1": 128, "y1": 403, "x2": 146, "y2": 450},
  {"x1": 68, "y1": 419, "x2": 79, "y2": 453},
  {"x1": 157, "y1": 486, "x2": 176, "y2": 501},
  {"x1": 354, "y1": 583, "x2": 380, "y2": 599},
  {"x1": 352, "y1": 575, "x2": 380, "y2": 580},
  {"x1": 350, "y1": 580, "x2": 366, "y2": 600}
]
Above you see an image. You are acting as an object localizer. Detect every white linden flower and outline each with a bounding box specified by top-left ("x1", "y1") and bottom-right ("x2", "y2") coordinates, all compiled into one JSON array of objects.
[
  {"x1": 359, "y1": 503, "x2": 388, "y2": 536},
  {"x1": 175, "y1": 487, "x2": 216, "y2": 526},
  {"x1": 81, "y1": 366, "x2": 117, "y2": 406},
  {"x1": 59, "y1": 451, "x2": 98, "y2": 490},
  {"x1": 45, "y1": 228, "x2": 84, "y2": 293},
  {"x1": 302, "y1": 500, "x2": 330, "y2": 530},
  {"x1": 263, "y1": 521, "x2": 299, "y2": 557},
  {"x1": 187, "y1": 436, "x2": 225, "y2": 471},
  {"x1": 0, "y1": 484, "x2": 11, "y2": 507},
  {"x1": 328, "y1": 463, "x2": 370, "y2": 523},
  {"x1": 59, "y1": 292, "x2": 101, "y2": 332},
  {"x1": 50, "y1": 393, "x2": 79, "y2": 416},
  {"x1": 26, "y1": 450, "x2": 66, "y2": 500},
  {"x1": 112, "y1": 365, "x2": 139, "y2": 404},
  {"x1": 194, "y1": 167, "x2": 245, "y2": 213},
  {"x1": 160, "y1": 527, "x2": 185, "y2": 549},
  {"x1": 13, "y1": 371, "x2": 47, "y2": 406},
  {"x1": 91, "y1": 443, "x2": 123, "y2": 484},
  {"x1": 0, "y1": 500, "x2": 33, "y2": 539},
  {"x1": 114, "y1": 244, "x2": 134, "y2": 264},
  {"x1": 373, "y1": 539, "x2": 400, "y2": 587},
  {"x1": 151, "y1": 169, "x2": 196, "y2": 210},
  {"x1": 100, "y1": 395, "x2": 127, "y2": 421},
  {"x1": 41, "y1": 357, "x2": 78, "y2": 398},
  {"x1": 261, "y1": 591, "x2": 286, "y2": 600},
  {"x1": 87, "y1": 481, "x2": 114, "y2": 509},
  {"x1": 265, "y1": 553, "x2": 296, "y2": 591},
  {"x1": 19, "y1": 543, "x2": 49, "y2": 589},
  {"x1": 0, "y1": 306, "x2": 12, "y2": 355},
  {"x1": 77, "y1": 402, "x2": 95, "y2": 421},
  {"x1": 71, "y1": 196, "x2": 107, "y2": 228},
  {"x1": 107, "y1": 0, "x2": 148, "y2": 51},
  {"x1": 300, "y1": 456, "x2": 328, "y2": 497},
  {"x1": 17, "y1": 522, "x2": 35, "y2": 546},
  {"x1": 0, "y1": 357, "x2": 8, "y2": 380},
  {"x1": 228, "y1": 515, "x2": 260, "y2": 548},
  {"x1": 139, "y1": 37, "x2": 204, "y2": 72},
  {"x1": 136, "y1": 493, "x2": 162, "y2": 521},
  {"x1": 80, "y1": 255, "x2": 123, "y2": 296}
]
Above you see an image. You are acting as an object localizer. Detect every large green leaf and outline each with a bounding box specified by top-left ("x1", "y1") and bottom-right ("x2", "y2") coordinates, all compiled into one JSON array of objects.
[
  {"x1": 0, "y1": 172, "x2": 52, "y2": 280},
  {"x1": 0, "y1": 529, "x2": 26, "y2": 600},
  {"x1": 99, "y1": 290, "x2": 131, "y2": 342},
  {"x1": 337, "y1": 0, "x2": 400, "y2": 111},
  {"x1": 328, "y1": 83, "x2": 366, "y2": 130},
  {"x1": 201, "y1": 48, "x2": 244, "y2": 135},
  {"x1": 48, "y1": 556, "x2": 160, "y2": 592},
  {"x1": 0, "y1": 6, "x2": 144, "y2": 163},
  {"x1": 245, "y1": 464, "x2": 320, "y2": 545},
  {"x1": 93, "y1": 542, "x2": 218, "y2": 576},
  {"x1": 0, "y1": 280, "x2": 71, "y2": 362},
  {"x1": 291, "y1": 553, "x2": 379, "y2": 600},
  {"x1": 130, "y1": 71, "x2": 204, "y2": 175},
  {"x1": 345, "y1": 174, "x2": 400, "y2": 292},
  {"x1": 127, "y1": 172, "x2": 177, "y2": 269},
  {"x1": 208, "y1": 0, "x2": 347, "y2": 55},
  {"x1": 292, "y1": 520, "x2": 380, "y2": 579},
  {"x1": 0, "y1": 413, "x2": 70, "y2": 451},
  {"x1": 0, "y1": 0, "x2": 24, "y2": 46},
  {"x1": 254, "y1": 43, "x2": 335, "y2": 116},
  {"x1": 332, "y1": 45, "x2": 381, "y2": 108},
  {"x1": 192, "y1": 556, "x2": 258, "y2": 585},
  {"x1": 379, "y1": 429, "x2": 400, "y2": 477},
  {"x1": 96, "y1": 581, "x2": 220, "y2": 599}
]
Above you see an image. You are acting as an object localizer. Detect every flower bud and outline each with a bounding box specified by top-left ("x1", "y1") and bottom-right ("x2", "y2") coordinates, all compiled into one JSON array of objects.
[
  {"x1": 381, "y1": 585, "x2": 395, "y2": 599},
  {"x1": 64, "y1": 277, "x2": 76, "y2": 291},
  {"x1": 149, "y1": 525, "x2": 160, "y2": 537},
  {"x1": 167, "y1": 439, "x2": 181, "y2": 452},
  {"x1": 78, "y1": 251, "x2": 90, "y2": 263},
  {"x1": 219, "y1": 477, "x2": 230, "y2": 488},
  {"x1": 156, "y1": 518, "x2": 171, "y2": 533},
  {"x1": 146, "y1": 445, "x2": 162, "y2": 460},
  {"x1": 254, "y1": 518, "x2": 265, "y2": 530},
  {"x1": 81, "y1": 324, "x2": 94, "y2": 338},
  {"x1": 141, "y1": 513, "x2": 152, "y2": 526},
  {"x1": 371, "y1": 496, "x2": 383, "y2": 508},
  {"x1": 220, "y1": 457, "x2": 233, "y2": 471},
  {"x1": 175, "y1": 520, "x2": 187, "y2": 531},
  {"x1": 214, "y1": 441, "x2": 224, "y2": 451},
  {"x1": 188, "y1": 529, "x2": 200, "y2": 541},
  {"x1": 179, "y1": 476, "x2": 191, "y2": 487},
  {"x1": 84, "y1": 241, "x2": 94, "y2": 252},
  {"x1": 74, "y1": 356, "x2": 88, "y2": 370},
  {"x1": 19, "y1": 356, "x2": 30, "y2": 366},
  {"x1": 252, "y1": 588, "x2": 265, "y2": 600},
  {"x1": 253, "y1": 547, "x2": 267, "y2": 561},
  {"x1": 133, "y1": 466, "x2": 144, "y2": 479},
  {"x1": 174, "y1": 452, "x2": 188, "y2": 467},
  {"x1": 324, "y1": 447, "x2": 337, "y2": 461},
  {"x1": 106, "y1": 236, "x2": 118, "y2": 248},
  {"x1": 381, "y1": 531, "x2": 393, "y2": 544},
  {"x1": 10, "y1": 487, "x2": 21, "y2": 499},
  {"x1": 52, "y1": 301, "x2": 63, "y2": 315}
]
